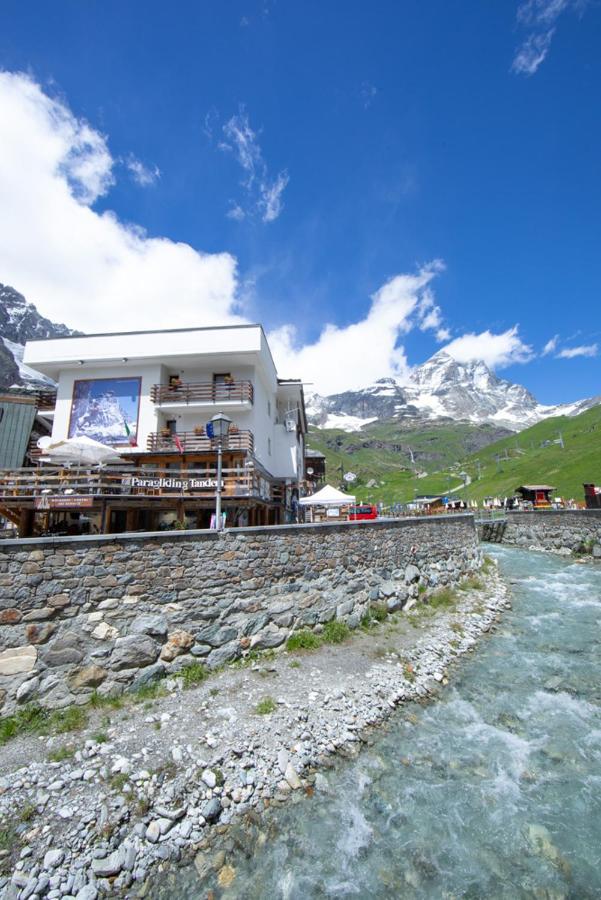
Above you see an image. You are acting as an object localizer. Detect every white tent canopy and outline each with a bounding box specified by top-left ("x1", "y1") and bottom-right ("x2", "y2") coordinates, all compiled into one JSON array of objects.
[
  {"x1": 299, "y1": 484, "x2": 356, "y2": 506},
  {"x1": 37, "y1": 436, "x2": 123, "y2": 466}
]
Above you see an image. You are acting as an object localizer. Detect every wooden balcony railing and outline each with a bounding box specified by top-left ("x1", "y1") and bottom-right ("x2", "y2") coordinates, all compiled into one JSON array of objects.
[
  {"x1": 0, "y1": 462, "x2": 272, "y2": 503},
  {"x1": 35, "y1": 390, "x2": 58, "y2": 411},
  {"x1": 146, "y1": 429, "x2": 254, "y2": 454},
  {"x1": 150, "y1": 381, "x2": 254, "y2": 405}
]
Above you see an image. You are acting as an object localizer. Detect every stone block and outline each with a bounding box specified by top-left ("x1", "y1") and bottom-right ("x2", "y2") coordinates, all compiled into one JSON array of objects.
[
  {"x1": 0, "y1": 645, "x2": 37, "y2": 675},
  {"x1": 48, "y1": 594, "x2": 70, "y2": 609},
  {"x1": 92, "y1": 622, "x2": 119, "y2": 641},
  {"x1": 0, "y1": 608, "x2": 22, "y2": 624},
  {"x1": 44, "y1": 647, "x2": 84, "y2": 667},
  {"x1": 25, "y1": 622, "x2": 56, "y2": 644},
  {"x1": 110, "y1": 634, "x2": 161, "y2": 670},
  {"x1": 69, "y1": 665, "x2": 108, "y2": 689},
  {"x1": 160, "y1": 630, "x2": 194, "y2": 662},
  {"x1": 131, "y1": 614, "x2": 168, "y2": 640}
]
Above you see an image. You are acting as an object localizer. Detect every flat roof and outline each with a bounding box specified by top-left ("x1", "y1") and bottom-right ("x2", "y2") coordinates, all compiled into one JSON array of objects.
[{"x1": 24, "y1": 322, "x2": 263, "y2": 344}]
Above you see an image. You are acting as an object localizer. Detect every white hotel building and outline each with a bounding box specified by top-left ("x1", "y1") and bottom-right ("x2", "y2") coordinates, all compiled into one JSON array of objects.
[{"x1": 2, "y1": 324, "x2": 307, "y2": 535}]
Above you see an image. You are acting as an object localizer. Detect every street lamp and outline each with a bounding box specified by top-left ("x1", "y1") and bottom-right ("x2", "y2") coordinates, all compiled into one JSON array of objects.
[{"x1": 210, "y1": 412, "x2": 231, "y2": 531}]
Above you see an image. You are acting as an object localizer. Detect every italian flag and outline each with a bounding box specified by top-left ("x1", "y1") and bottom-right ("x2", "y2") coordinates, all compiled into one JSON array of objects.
[{"x1": 124, "y1": 419, "x2": 137, "y2": 447}]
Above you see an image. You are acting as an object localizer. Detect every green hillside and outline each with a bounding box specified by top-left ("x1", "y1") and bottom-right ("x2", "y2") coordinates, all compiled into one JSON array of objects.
[
  {"x1": 306, "y1": 405, "x2": 601, "y2": 505},
  {"x1": 305, "y1": 420, "x2": 512, "y2": 504},
  {"x1": 459, "y1": 404, "x2": 601, "y2": 503}
]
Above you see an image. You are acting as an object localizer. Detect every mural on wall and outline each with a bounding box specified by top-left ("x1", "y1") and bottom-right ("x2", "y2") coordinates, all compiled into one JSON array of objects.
[{"x1": 68, "y1": 378, "x2": 141, "y2": 445}]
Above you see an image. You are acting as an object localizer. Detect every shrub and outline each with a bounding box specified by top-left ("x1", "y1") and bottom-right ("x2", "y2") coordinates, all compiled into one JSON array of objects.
[
  {"x1": 369, "y1": 603, "x2": 388, "y2": 622},
  {"x1": 459, "y1": 576, "x2": 484, "y2": 592},
  {"x1": 176, "y1": 662, "x2": 208, "y2": 689},
  {"x1": 254, "y1": 696, "x2": 277, "y2": 715},
  {"x1": 323, "y1": 620, "x2": 350, "y2": 644},
  {"x1": 428, "y1": 588, "x2": 457, "y2": 610},
  {"x1": 286, "y1": 629, "x2": 321, "y2": 651}
]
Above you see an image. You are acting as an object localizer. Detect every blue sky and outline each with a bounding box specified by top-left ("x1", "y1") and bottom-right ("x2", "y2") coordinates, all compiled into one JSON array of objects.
[{"x1": 0, "y1": 0, "x2": 599, "y2": 401}]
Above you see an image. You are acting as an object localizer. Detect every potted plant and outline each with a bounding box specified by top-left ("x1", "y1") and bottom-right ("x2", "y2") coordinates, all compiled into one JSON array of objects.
[{"x1": 194, "y1": 426, "x2": 204, "y2": 435}]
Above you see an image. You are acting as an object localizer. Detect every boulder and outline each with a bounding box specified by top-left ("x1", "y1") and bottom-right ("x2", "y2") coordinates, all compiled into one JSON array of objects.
[
  {"x1": 110, "y1": 635, "x2": 160, "y2": 670},
  {"x1": 405, "y1": 564, "x2": 420, "y2": 584},
  {"x1": 16, "y1": 677, "x2": 40, "y2": 702}
]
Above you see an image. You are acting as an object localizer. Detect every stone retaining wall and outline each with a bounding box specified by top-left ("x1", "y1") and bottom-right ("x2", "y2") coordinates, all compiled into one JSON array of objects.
[
  {"x1": 502, "y1": 509, "x2": 601, "y2": 556},
  {"x1": 0, "y1": 515, "x2": 480, "y2": 715}
]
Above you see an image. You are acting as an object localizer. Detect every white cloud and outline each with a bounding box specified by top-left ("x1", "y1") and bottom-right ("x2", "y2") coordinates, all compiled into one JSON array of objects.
[
  {"x1": 542, "y1": 334, "x2": 559, "y2": 355},
  {"x1": 442, "y1": 326, "x2": 534, "y2": 369},
  {"x1": 512, "y1": 29, "x2": 555, "y2": 75},
  {"x1": 269, "y1": 262, "x2": 444, "y2": 394},
  {"x1": 0, "y1": 71, "x2": 241, "y2": 332},
  {"x1": 218, "y1": 107, "x2": 289, "y2": 223},
  {"x1": 512, "y1": 0, "x2": 591, "y2": 75},
  {"x1": 416, "y1": 288, "x2": 450, "y2": 342},
  {"x1": 259, "y1": 171, "x2": 290, "y2": 223},
  {"x1": 125, "y1": 155, "x2": 160, "y2": 186},
  {"x1": 359, "y1": 82, "x2": 377, "y2": 109},
  {"x1": 556, "y1": 343, "x2": 598, "y2": 358}
]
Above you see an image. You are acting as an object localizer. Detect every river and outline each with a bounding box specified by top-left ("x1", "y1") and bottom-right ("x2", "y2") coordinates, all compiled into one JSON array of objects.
[{"x1": 161, "y1": 546, "x2": 601, "y2": 899}]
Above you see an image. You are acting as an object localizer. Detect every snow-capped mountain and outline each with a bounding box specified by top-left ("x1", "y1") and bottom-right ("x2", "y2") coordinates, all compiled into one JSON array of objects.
[
  {"x1": 0, "y1": 283, "x2": 78, "y2": 389},
  {"x1": 307, "y1": 350, "x2": 600, "y2": 433}
]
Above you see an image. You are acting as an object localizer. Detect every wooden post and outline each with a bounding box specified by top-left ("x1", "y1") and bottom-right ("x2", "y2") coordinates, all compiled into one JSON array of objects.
[
  {"x1": 125, "y1": 508, "x2": 138, "y2": 533},
  {"x1": 100, "y1": 501, "x2": 109, "y2": 534},
  {"x1": 18, "y1": 508, "x2": 34, "y2": 538}
]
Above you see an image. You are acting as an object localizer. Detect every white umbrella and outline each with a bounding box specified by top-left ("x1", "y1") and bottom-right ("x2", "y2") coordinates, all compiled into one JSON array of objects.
[{"x1": 37, "y1": 436, "x2": 123, "y2": 466}]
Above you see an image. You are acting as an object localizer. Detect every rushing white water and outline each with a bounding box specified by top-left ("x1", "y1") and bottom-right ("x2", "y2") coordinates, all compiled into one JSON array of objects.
[{"x1": 161, "y1": 547, "x2": 601, "y2": 898}]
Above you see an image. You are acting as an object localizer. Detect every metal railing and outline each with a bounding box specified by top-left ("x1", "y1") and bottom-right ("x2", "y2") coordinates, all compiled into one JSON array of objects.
[
  {"x1": 150, "y1": 381, "x2": 254, "y2": 405},
  {"x1": 146, "y1": 430, "x2": 254, "y2": 454}
]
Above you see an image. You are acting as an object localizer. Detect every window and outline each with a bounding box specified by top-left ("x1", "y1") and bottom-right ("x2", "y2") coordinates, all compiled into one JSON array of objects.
[
  {"x1": 267, "y1": 400, "x2": 271, "y2": 417},
  {"x1": 268, "y1": 437, "x2": 272, "y2": 455}
]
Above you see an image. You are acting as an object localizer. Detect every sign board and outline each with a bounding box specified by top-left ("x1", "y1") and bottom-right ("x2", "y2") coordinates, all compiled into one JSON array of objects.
[
  {"x1": 35, "y1": 495, "x2": 94, "y2": 510},
  {"x1": 326, "y1": 508, "x2": 340, "y2": 517},
  {"x1": 130, "y1": 476, "x2": 222, "y2": 491}
]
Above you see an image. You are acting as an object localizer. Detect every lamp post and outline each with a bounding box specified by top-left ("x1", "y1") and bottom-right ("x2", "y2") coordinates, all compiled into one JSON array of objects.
[{"x1": 210, "y1": 412, "x2": 231, "y2": 531}]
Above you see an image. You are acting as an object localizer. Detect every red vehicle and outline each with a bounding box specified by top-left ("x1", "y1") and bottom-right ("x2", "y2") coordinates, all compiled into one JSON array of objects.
[{"x1": 349, "y1": 504, "x2": 378, "y2": 520}]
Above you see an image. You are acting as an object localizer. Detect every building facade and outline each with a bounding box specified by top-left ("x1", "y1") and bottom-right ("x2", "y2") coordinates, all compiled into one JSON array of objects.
[{"x1": 0, "y1": 325, "x2": 306, "y2": 535}]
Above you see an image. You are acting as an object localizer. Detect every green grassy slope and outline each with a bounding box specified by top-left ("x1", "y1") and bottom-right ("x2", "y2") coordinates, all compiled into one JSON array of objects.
[
  {"x1": 306, "y1": 405, "x2": 601, "y2": 505},
  {"x1": 306, "y1": 420, "x2": 512, "y2": 503},
  {"x1": 459, "y1": 404, "x2": 601, "y2": 503}
]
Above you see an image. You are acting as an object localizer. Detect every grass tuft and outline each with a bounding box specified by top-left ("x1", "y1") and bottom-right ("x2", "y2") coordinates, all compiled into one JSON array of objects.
[
  {"x1": 0, "y1": 703, "x2": 87, "y2": 746},
  {"x1": 286, "y1": 629, "x2": 321, "y2": 652},
  {"x1": 322, "y1": 620, "x2": 350, "y2": 644},
  {"x1": 254, "y1": 696, "x2": 277, "y2": 715},
  {"x1": 48, "y1": 745, "x2": 75, "y2": 763},
  {"x1": 176, "y1": 661, "x2": 208, "y2": 689}
]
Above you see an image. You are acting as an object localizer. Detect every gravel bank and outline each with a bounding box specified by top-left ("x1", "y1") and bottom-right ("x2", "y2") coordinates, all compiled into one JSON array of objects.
[{"x1": 0, "y1": 565, "x2": 510, "y2": 899}]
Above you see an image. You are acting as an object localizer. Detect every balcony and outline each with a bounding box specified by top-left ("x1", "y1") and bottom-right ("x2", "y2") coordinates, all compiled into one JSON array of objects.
[
  {"x1": 146, "y1": 429, "x2": 254, "y2": 455},
  {"x1": 150, "y1": 380, "x2": 253, "y2": 410},
  {"x1": 0, "y1": 461, "x2": 273, "y2": 504}
]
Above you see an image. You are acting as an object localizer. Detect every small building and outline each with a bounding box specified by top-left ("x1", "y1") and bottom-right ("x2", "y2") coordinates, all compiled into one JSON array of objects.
[
  {"x1": 304, "y1": 448, "x2": 326, "y2": 491},
  {"x1": 516, "y1": 485, "x2": 555, "y2": 508}
]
